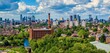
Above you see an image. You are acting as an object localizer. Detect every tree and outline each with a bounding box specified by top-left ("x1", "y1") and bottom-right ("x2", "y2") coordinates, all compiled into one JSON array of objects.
[
  {"x1": 29, "y1": 34, "x2": 106, "y2": 53},
  {"x1": 31, "y1": 42, "x2": 38, "y2": 51},
  {"x1": 76, "y1": 26, "x2": 84, "y2": 31},
  {"x1": 0, "y1": 36, "x2": 4, "y2": 41},
  {"x1": 100, "y1": 34, "x2": 106, "y2": 43},
  {"x1": 10, "y1": 40, "x2": 16, "y2": 46},
  {"x1": 105, "y1": 23, "x2": 109, "y2": 27},
  {"x1": 96, "y1": 49, "x2": 106, "y2": 53},
  {"x1": 36, "y1": 23, "x2": 48, "y2": 27},
  {"x1": 93, "y1": 28, "x2": 97, "y2": 32},
  {"x1": 72, "y1": 26, "x2": 77, "y2": 31},
  {"x1": 19, "y1": 46, "x2": 27, "y2": 53},
  {"x1": 23, "y1": 32, "x2": 29, "y2": 38},
  {"x1": 99, "y1": 24, "x2": 103, "y2": 28},
  {"x1": 73, "y1": 43, "x2": 82, "y2": 50},
  {"x1": 3, "y1": 40, "x2": 10, "y2": 46},
  {"x1": 65, "y1": 49, "x2": 81, "y2": 53},
  {"x1": 67, "y1": 25, "x2": 70, "y2": 29},
  {"x1": 103, "y1": 28, "x2": 109, "y2": 33},
  {"x1": 47, "y1": 46, "x2": 59, "y2": 53},
  {"x1": 8, "y1": 36, "x2": 14, "y2": 40},
  {"x1": 78, "y1": 30, "x2": 87, "y2": 38},
  {"x1": 86, "y1": 23, "x2": 92, "y2": 28},
  {"x1": 55, "y1": 28, "x2": 63, "y2": 37},
  {"x1": 65, "y1": 30, "x2": 72, "y2": 36},
  {"x1": 89, "y1": 36, "x2": 95, "y2": 41},
  {"x1": 0, "y1": 26, "x2": 3, "y2": 28}
]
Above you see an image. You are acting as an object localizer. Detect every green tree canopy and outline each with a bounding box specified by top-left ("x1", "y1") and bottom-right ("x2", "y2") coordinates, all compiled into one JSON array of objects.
[
  {"x1": 78, "y1": 29, "x2": 87, "y2": 38},
  {"x1": 93, "y1": 28, "x2": 97, "y2": 32},
  {"x1": 100, "y1": 34, "x2": 106, "y2": 43},
  {"x1": 103, "y1": 28, "x2": 109, "y2": 33}
]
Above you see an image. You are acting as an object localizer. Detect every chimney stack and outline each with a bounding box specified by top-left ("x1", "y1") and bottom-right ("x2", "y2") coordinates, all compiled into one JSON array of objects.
[
  {"x1": 70, "y1": 15, "x2": 73, "y2": 21},
  {"x1": 48, "y1": 13, "x2": 51, "y2": 29}
]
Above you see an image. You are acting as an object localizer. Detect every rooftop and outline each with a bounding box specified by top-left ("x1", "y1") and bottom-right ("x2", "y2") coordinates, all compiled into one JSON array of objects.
[
  {"x1": 90, "y1": 41, "x2": 110, "y2": 53},
  {"x1": 32, "y1": 28, "x2": 52, "y2": 30}
]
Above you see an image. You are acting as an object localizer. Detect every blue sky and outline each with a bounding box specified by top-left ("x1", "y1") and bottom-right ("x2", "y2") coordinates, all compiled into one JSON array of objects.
[
  {"x1": 22, "y1": 0, "x2": 39, "y2": 6},
  {"x1": 0, "y1": 0, "x2": 110, "y2": 20}
]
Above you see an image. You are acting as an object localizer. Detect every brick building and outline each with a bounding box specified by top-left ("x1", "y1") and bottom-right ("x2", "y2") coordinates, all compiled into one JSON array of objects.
[
  {"x1": 29, "y1": 13, "x2": 53, "y2": 39},
  {"x1": 29, "y1": 28, "x2": 53, "y2": 39}
]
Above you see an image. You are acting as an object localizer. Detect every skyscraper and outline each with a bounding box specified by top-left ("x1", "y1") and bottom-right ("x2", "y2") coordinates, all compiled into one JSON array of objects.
[
  {"x1": 28, "y1": 17, "x2": 32, "y2": 26},
  {"x1": 77, "y1": 15, "x2": 81, "y2": 23},
  {"x1": 12, "y1": 19, "x2": 15, "y2": 25},
  {"x1": 70, "y1": 15, "x2": 73, "y2": 21},
  {"x1": 69, "y1": 15, "x2": 73, "y2": 28},
  {"x1": 73, "y1": 15, "x2": 78, "y2": 26},
  {"x1": 89, "y1": 15, "x2": 93, "y2": 23},
  {"x1": 73, "y1": 15, "x2": 81, "y2": 26},
  {"x1": 0, "y1": 17, "x2": 2, "y2": 21},
  {"x1": 32, "y1": 15, "x2": 35, "y2": 22},
  {"x1": 94, "y1": 16, "x2": 98, "y2": 24},
  {"x1": 108, "y1": 17, "x2": 110, "y2": 23},
  {"x1": 20, "y1": 14, "x2": 23, "y2": 22},
  {"x1": 74, "y1": 15, "x2": 77, "y2": 19},
  {"x1": 25, "y1": 16, "x2": 28, "y2": 22}
]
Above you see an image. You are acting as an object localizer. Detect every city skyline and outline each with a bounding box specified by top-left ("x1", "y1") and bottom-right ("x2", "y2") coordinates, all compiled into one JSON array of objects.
[
  {"x1": 0, "y1": 0, "x2": 110, "y2": 20},
  {"x1": 0, "y1": 0, "x2": 110, "y2": 52}
]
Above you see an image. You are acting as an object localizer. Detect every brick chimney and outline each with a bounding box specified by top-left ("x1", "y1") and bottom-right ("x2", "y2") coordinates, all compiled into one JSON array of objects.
[{"x1": 48, "y1": 13, "x2": 51, "y2": 29}]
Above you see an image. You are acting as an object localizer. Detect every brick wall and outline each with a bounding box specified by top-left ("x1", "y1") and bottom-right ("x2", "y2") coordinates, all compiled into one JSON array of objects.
[{"x1": 29, "y1": 29, "x2": 53, "y2": 40}]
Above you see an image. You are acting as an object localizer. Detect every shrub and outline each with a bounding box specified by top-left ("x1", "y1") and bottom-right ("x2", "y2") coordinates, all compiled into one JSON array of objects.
[{"x1": 89, "y1": 36, "x2": 96, "y2": 41}]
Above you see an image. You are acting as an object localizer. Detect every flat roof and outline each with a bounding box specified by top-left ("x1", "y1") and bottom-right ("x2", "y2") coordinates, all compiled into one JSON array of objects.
[
  {"x1": 32, "y1": 29, "x2": 52, "y2": 30},
  {"x1": 90, "y1": 41, "x2": 110, "y2": 53}
]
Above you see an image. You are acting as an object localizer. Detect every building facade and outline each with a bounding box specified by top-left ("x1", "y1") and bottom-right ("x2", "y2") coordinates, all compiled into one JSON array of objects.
[
  {"x1": 29, "y1": 29, "x2": 53, "y2": 39},
  {"x1": 81, "y1": 20, "x2": 86, "y2": 27},
  {"x1": 69, "y1": 16, "x2": 73, "y2": 28},
  {"x1": 74, "y1": 20, "x2": 79, "y2": 26},
  {"x1": 29, "y1": 13, "x2": 54, "y2": 40}
]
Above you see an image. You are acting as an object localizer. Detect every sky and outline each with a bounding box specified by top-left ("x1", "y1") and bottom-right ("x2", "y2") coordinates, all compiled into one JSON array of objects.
[{"x1": 0, "y1": 0, "x2": 110, "y2": 20}]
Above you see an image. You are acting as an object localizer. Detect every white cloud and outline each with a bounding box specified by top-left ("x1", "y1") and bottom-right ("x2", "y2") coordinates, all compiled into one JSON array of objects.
[
  {"x1": 63, "y1": 0, "x2": 77, "y2": 5},
  {"x1": 70, "y1": 5, "x2": 87, "y2": 14},
  {"x1": 36, "y1": 0, "x2": 102, "y2": 13},
  {"x1": 17, "y1": 2, "x2": 26, "y2": 12},
  {"x1": 0, "y1": 13, "x2": 19, "y2": 20},
  {"x1": 36, "y1": 0, "x2": 41, "y2": 2},
  {"x1": 36, "y1": 0, "x2": 110, "y2": 16},
  {"x1": 84, "y1": 0, "x2": 100, "y2": 8},
  {"x1": 103, "y1": 0, "x2": 110, "y2": 4},
  {"x1": 17, "y1": 2, "x2": 37, "y2": 13},
  {"x1": 36, "y1": 0, "x2": 77, "y2": 12},
  {"x1": 1, "y1": 0, "x2": 110, "y2": 19},
  {"x1": 1, "y1": 0, "x2": 110, "y2": 20}
]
